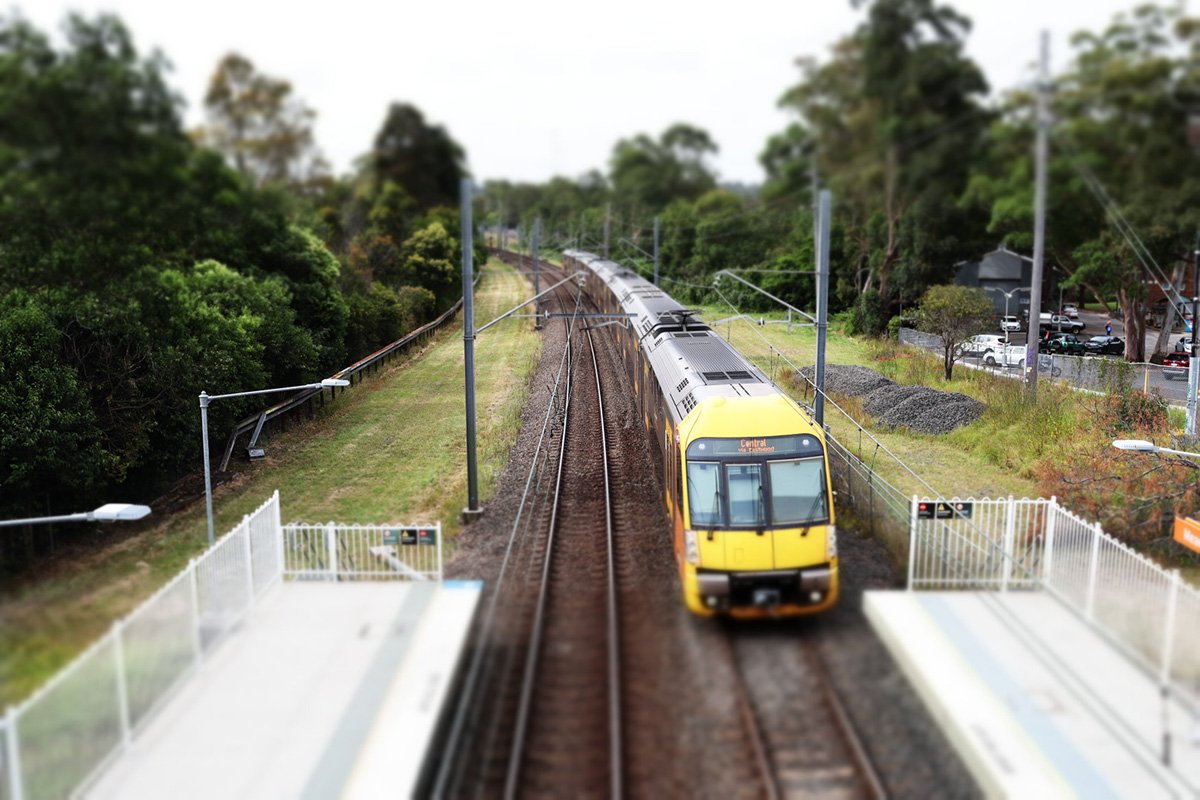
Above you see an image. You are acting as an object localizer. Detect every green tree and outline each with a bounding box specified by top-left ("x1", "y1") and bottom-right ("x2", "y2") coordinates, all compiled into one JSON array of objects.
[
  {"x1": 198, "y1": 52, "x2": 327, "y2": 189},
  {"x1": 914, "y1": 284, "x2": 993, "y2": 379},
  {"x1": 0, "y1": 291, "x2": 112, "y2": 521},
  {"x1": 770, "y1": 0, "x2": 991, "y2": 307},
  {"x1": 609, "y1": 123, "x2": 718, "y2": 213},
  {"x1": 370, "y1": 103, "x2": 466, "y2": 210},
  {"x1": 967, "y1": 4, "x2": 1200, "y2": 361}
]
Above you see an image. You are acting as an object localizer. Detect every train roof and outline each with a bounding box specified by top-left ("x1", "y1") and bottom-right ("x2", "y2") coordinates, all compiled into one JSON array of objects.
[{"x1": 565, "y1": 250, "x2": 794, "y2": 424}]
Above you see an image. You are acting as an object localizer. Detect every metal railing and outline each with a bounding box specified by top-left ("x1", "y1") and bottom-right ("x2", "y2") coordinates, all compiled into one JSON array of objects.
[
  {"x1": 909, "y1": 495, "x2": 1200, "y2": 710},
  {"x1": 282, "y1": 523, "x2": 443, "y2": 581},
  {"x1": 0, "y1": 493, "x2": 443, "y2": 800}
]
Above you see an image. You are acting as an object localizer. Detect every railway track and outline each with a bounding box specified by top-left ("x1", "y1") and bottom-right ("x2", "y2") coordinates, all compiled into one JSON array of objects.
[
  {"x1": 435, "y1": 256, "x2": 627, "y2": 798},
  {"x1": 503, "y1": 320, "x2": 623, "y2": 798},
  {"x1": 730, "y1": 627, "x2": 889, "y2": 799},
  {"x1": 437, "y1": 249, "x2": 961, "y2": 798}
]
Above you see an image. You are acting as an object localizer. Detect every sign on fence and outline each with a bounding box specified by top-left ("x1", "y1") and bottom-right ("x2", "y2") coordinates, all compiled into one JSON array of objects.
[
  {"x1": 383, "y1": 527, "x2": 437, "y2": 546},
  {"x1": 914, "y1": 500, "x2": 973, "y2": 519}
]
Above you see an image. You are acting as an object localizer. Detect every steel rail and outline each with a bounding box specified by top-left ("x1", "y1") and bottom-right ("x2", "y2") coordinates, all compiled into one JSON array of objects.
[
  {"x1": 804, "y1": 641, "x2": 890, "y2": 800},
  {"x1": 431, "y1": 270, "x2": 579, "y2": 800},
  {"x1": 725, "y1": 636, "x2": 782, "y2": 800},
  {"x1": 503, "y1": 308, "x2": 576, "y2": 800},
  {"x1": 584, "y1": 323, "x2": 623, "y2": 800}
]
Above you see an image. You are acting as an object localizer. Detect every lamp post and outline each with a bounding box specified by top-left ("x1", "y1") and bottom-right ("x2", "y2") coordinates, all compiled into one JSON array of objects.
[
  {"x1": 200, "y1": 378, "x2": 349, "y2": 546},
  {"x1": 984, "y1": 286, "x2": 1029, "y2": 332},
  {"x1": 0, "y1": 503, "x2": 152, "y2": 528},
  {"x1": 1112, "y1": 439, "x2": 1200, "y2": 460}
]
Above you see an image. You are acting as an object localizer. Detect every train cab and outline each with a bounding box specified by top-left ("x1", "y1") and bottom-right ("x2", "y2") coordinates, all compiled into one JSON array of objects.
[{"x1": 678, "y1": 395, "x2": 838, "y2": 618}]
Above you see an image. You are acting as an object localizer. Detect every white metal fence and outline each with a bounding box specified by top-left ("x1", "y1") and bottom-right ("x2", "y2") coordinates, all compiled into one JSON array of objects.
[
  {"x1": 0, "y1": 493, "x2": 443, "y2": 800},
  {"x1": 282, "y1": 523, "x2": 443, "y2": 581},
  {"x1": 910, "y1": 495, "x2": 1200, "y2": 709}
]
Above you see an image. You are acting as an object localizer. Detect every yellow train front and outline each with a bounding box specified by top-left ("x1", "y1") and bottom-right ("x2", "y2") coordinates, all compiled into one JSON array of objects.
[
  {"x1": 678, "y1": 394, "x2": 837, "y2": 618},
  {"x1": 563, "y1": 248, "x2": 838, "y2": 619}
]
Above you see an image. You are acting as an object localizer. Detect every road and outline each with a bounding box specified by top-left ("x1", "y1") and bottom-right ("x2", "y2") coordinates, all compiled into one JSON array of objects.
[{"x1": 900, "y1": 327, "x2": 1196, "y2": 407}]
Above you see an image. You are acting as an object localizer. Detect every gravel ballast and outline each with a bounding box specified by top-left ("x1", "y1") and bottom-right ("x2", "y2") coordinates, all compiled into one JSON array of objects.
[{"x1": 804, "y1": 364, "x2": 985, "y2": 434}]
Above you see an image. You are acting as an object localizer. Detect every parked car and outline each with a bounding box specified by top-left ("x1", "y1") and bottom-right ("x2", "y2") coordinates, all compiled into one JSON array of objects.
[
  {"x1": 957, "y1": 334, "x2": 1008, "y2": 363},
  {"x1": 1162, "y1": 352, "x2": 1191, "y2": 381},
  {"x1": 1038, "y1": 312, "x2": 1086, "y2": 333},
  {"x1": 1062, "y1": 304, "x2": 1079, "y2": 319},
  {"x1": 1083, "y1": 335, "x2": 1124, "y2": 356},
  {"x1": 999, "y1": 315, "x2": 1022, "y2": 333},
  {"x1": 1175, "y1": 337, "x2": 1195, "y2": 353},
  {"x1": 1039, "y1": 332, "x2": 1086, "y2": 355}
]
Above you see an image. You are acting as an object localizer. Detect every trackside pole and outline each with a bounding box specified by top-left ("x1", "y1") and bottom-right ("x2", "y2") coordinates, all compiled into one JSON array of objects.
[
  {"x1": 815, "y1": 190, "x2": 831, "y2": 427},
  {"x1": 461, "y1": 178, "x2": 482, "y2": 520},
  {"x1": 1187, "y1": 234, "x2": 1198, "y2": 438}
]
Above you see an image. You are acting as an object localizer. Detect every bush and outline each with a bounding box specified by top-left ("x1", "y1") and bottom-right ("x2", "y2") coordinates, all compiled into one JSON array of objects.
[{"x1": 847, "y1": 289, "x2": 886, "y2": 337}]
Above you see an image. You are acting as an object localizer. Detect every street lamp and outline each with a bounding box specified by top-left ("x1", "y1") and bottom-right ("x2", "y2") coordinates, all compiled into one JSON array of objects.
[
  {"x1": 200, "y1": 378, "x2": 350, "y2": 546},
  {"x1": 984, "y1": 286, "x2": 1029, "y2": 331},
  {"x1": 0, "y1": 503, "x2": 152, "y2": 528},
  {"x1": 1112, "y1": 439, "x2": 1200, "y2": 460}
]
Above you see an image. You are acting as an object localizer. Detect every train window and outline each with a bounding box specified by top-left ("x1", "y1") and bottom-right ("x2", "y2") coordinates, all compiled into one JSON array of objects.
[
  {"x1": 767, "y1": 459, "x2": 827, "y2": 524},
  {"x1": 726, "y1": 464, "x2": 765, "y2": 526},
  {"x1": 686, "y1": 462, "x2": 722, "y2": 527}
]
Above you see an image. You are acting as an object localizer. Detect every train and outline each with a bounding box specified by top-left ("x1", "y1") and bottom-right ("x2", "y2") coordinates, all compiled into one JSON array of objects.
[{"x1": 563, "y1": 250, "x2": 838, "y2": 618}]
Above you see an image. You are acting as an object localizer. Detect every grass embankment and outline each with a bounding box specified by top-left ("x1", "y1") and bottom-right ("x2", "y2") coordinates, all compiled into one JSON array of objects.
[
  {"x1": 0, "y1": 259, "x2": 539, "y2": 706},
  {"x1": 703, "y1": 306, "x2": 1200, "y2": 574}
]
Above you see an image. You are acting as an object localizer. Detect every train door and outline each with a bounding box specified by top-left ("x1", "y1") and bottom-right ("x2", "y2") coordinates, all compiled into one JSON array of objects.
[{"x1": 722, "y1": 463, "x2": 775, "y2": 570}]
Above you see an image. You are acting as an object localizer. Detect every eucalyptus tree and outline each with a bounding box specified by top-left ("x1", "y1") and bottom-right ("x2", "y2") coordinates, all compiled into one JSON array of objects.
[
  {"x1": 968, "y1": 3, "x2": 1200, "y2": 361},
  {"x1": 769, "y1": 0, "x2": 991, "y2": 329}
]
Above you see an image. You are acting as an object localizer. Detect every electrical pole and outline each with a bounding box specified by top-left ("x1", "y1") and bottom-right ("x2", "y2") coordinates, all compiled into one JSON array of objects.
[
  {"x1": 1026, "y1": 30, "x2": 1050, "y2": 401},
  {"x1": 604, "y1": 202, "x2": 611, "y2": 259},
  {"x1": 532, "y1": 218, "x2": 541, "y2": 330},
  {"x1": 460, "y1": 178, "x2": 481, "y2": 520},
  {"x1": 1187, "y1": 232, "x2": 1199, "y2": 438},
  {"x1": 653, "y1": 216, "x2": 660, "y2": 285},
  {"x1": 815, "y1": 190, "x2": 831, "y2": 428}
]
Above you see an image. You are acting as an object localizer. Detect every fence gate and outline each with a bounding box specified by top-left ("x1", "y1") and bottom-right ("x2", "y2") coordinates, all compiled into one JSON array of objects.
[{"x1": 908, "y1": 497, "x2": 1050, "y2": 591}]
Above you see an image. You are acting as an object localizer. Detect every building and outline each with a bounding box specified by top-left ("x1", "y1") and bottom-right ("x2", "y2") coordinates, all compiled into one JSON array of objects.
[{"x1": 954, "y1": 246, "x2": 1059, "y2": 318}]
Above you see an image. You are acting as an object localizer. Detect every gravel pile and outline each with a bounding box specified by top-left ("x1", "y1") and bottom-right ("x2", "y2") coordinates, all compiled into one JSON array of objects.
[
  {"x1": 801, "y1": 364, "x2": 896, "y2": 396},
  {"x1": 804, "y1": 364, "x2": 985, "y2": 434}
]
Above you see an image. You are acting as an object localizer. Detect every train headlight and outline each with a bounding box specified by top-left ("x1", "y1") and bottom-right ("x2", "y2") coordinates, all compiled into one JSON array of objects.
[
  {"x1": 684, "y1": 530, "x2": 700, "y2": 565},
  {"x1": 826, "y1": 525, "x2": 837, "y2": 560}
]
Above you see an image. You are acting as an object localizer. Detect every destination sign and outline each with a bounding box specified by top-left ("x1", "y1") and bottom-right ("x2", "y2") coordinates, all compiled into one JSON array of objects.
[{"x1": 686, "y1": 435, "x2": 823, "y2": 459}]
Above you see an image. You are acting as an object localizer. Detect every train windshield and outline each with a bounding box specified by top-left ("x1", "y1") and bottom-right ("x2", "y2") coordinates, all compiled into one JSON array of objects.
[{"x1": 686, "y1": 436, "x2": 827, "y2": 529}]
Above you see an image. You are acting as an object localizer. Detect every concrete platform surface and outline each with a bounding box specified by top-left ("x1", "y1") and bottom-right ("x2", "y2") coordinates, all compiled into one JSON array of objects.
[
  {"x1": 84, "y1": 579, "x2": 480, "y2": 800},
  {"x1": 865, "y1": 590, "x2": 1200, "y2": 799}
]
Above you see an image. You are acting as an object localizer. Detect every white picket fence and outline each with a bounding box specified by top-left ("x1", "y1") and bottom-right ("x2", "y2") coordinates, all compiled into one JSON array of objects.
[
  {"x1": 0, "y1": 492, "x2": 442, "y2": 800},
  {"x1": 910, "y1": 495, "x2": 1200, "y2": 709}
]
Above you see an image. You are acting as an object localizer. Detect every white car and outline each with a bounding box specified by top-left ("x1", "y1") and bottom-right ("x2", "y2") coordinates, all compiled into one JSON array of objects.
[
  {"x1": 1063, "y1": 304, "x2": 1079, "y2": 319},
  {"x1": 999, "y1": 316, "x2": 1022, "y2": 332},
  {"x1": 958, "y1": 334, "x2": 1009, "y2": 365}
]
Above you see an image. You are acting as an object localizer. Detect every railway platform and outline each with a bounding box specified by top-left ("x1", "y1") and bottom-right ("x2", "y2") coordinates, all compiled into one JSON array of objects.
[
  {"x1": 82, "y1": 578, "x2": 481, "y2": 799},
  {"x1": 865, "y1": 590, "x2": 1200, "y2": 799}
]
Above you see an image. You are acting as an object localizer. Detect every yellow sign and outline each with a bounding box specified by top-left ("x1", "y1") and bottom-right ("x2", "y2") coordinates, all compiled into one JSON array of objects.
[{"x1": 1173, "y1": 516, "x2": 1200, "y2": 554}]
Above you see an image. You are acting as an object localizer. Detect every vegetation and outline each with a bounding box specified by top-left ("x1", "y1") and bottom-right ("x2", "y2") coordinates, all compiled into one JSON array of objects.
[
  {"x1": 0, "y1": 260, "x2": 538, "y2": 706},
  {"x1": 914, "y1": 284, "x2": 993, "y2": 379},
  {"x1": 707, "y1": 308, "x2": 1196, "y2": 563},
  {"x1": 0, "y1": 14, "x2": 476, "y2": 573}
]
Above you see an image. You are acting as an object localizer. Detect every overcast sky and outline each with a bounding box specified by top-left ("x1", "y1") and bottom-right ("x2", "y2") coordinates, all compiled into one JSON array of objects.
[{"x1": 27, "y1": 0, "x2": 1153, "y2": 185}]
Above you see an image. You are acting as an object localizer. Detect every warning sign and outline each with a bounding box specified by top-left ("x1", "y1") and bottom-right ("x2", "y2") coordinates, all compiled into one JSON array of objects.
[
  {"x1": 1173, "y1": 516, "x2": 1200, "y2": 554},
  {"x1": 915, "y1": 501, "x2": 974, "y2": 520}
]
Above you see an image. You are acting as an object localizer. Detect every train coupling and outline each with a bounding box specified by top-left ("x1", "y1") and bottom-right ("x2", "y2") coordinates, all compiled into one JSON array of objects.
[{"x1": 752, "y1": 588, "x2": 781, "y2": 608}]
